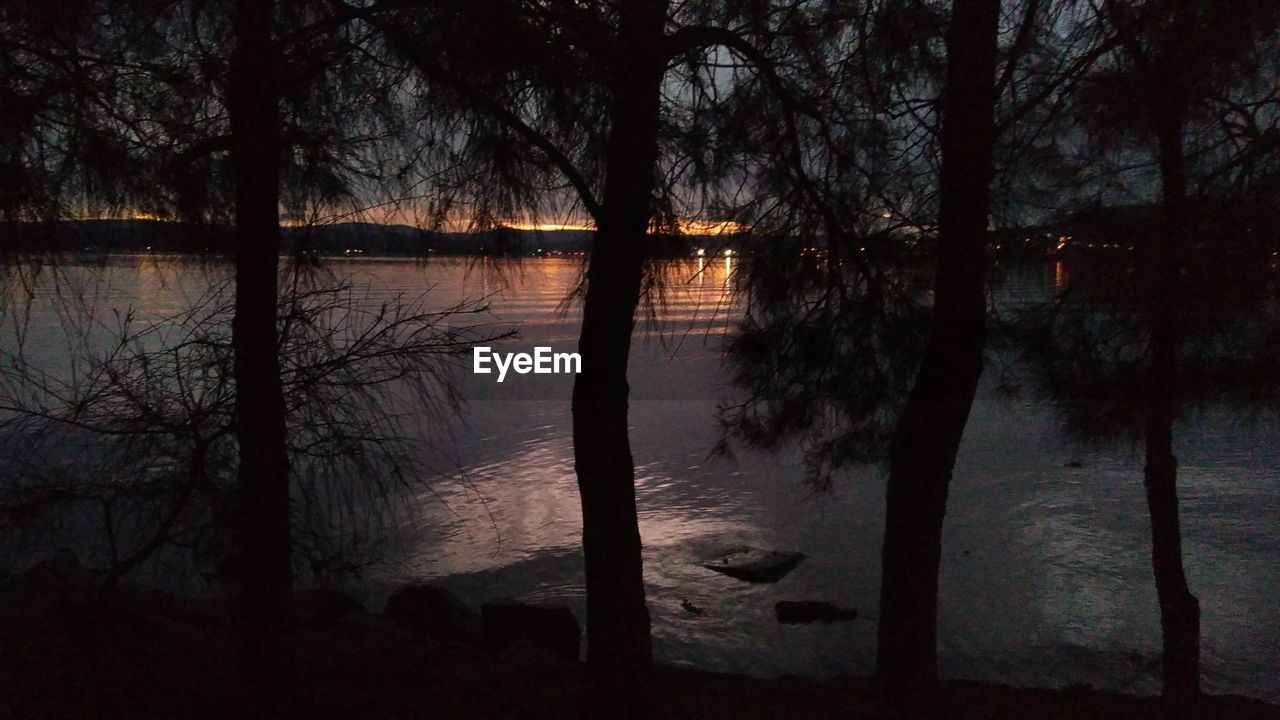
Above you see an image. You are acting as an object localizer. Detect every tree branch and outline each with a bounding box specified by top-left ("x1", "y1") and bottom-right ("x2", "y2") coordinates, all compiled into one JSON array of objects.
[{"x1": 334, "y1": 1, "x2": 604, "y2": 221}]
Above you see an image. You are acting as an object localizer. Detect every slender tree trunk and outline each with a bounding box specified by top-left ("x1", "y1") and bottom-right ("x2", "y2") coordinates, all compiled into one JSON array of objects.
[
  {"x1": 875, "y1": 0, "x2": 999, "y2": 696},
  {"x1": 1146, "y1": 117, "x2": 1201, "y2": 710},
  {"x1": 228, "y1": 0, "x2": 293, "y2": 707},
  {"x1": 1102, "y1": 0, "x2": 1201, "y2": 708},
  {"x1": 572, "y1": 0, "x2": 666, "y2": 677}
]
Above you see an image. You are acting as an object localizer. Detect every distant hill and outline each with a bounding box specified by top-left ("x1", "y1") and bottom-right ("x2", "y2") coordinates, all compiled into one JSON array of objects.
[
  {"x1": 993, "y1": 194, "x2": 1276, "y2": 261},
  {"x1": 284, "y1": 222, "x2": 604, "y2": 256},
  {"x1": 2, "y1": 219, "x2": 233, "y2": 254},
  {"x1": 2, "y1": 219, "x2": 719, "y2": 257}
]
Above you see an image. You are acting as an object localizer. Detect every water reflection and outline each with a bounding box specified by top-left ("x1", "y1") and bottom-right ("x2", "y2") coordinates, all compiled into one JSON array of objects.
[
  {"x1": 3, "y1": 257, "x2": 1276, "y2": 701},
  {"x1": 396, "y1": 260, "x2": 1276, "y2": 699}
]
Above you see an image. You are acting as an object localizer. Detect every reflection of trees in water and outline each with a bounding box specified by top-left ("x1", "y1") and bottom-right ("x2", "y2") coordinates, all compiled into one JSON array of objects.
[
  {"x1": 1011, "y1": 236, "x2": 1278, "y2": 446},
  {"x1": 1009, "y1": 188, "x2": 1277, "y2": 702}
]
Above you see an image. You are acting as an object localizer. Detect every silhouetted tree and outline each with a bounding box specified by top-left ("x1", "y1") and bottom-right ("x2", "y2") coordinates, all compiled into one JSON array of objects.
[
  {"x1": 0, "y1": 270, "x2": 502, "y2": 588},
  {"x1": 224, "y1": 0, "x2": 295, "y2": 703},
  {"x1": 874, "y1": 0, "x2": 1000, "y2": 694},
  {"x1": 2, "y1": 0, "x2": 447, "y2": 707},
  {"x1": 717, "y1": 0, "x2": 1120, "y2": 696},
  {"x1": 357, "y1": 0, "x2": 816, "y2": 681},
  {"x1": 0, "y1": 2, "x2": 170, "y2": 258},
  {"x1": 1016, "y1": 0, "x2": 1280, "y2": 708},
  {"x1": 569, "y1": 0, "x2": 668, "y2": 676}
]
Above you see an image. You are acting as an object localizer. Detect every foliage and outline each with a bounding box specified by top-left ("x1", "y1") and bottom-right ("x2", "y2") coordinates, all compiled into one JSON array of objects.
[{"x1": 0, "y1": 263, "x2": 508, "y2": 586}]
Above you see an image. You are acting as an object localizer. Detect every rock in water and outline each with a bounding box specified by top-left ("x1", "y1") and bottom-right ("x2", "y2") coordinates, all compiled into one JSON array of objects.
[
  {"x1": 775, "y1": 601, "x2": 858, "y2": 624},
  {"x1": 700, "y1": 546, "x2": 805, "y2": 583},
  {"x1": 385, "y1": 584, "x2": 481, "y2": 646},
  {"x1": 480, "y1": 598, "x2": 580, "y2": 662},
  {"x1": 680, "y1": 598, "x2": 705, "y2": 615}
]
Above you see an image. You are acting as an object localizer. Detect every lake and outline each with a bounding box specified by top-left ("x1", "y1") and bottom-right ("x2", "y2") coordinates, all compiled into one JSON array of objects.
[{"x1": 2, "y1": 255, "x2": 1276, "y2": 701}]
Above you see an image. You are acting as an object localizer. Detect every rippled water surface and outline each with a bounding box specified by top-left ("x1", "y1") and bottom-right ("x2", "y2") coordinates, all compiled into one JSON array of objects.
[{"x1": 3, "y1": 256, "x2": 1276, "y2": 701}]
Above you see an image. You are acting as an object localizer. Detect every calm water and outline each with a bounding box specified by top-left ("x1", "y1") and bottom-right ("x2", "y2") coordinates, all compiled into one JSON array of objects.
[{"x1": 2, "y1": 256, "x2": 1277, "y2": 701}]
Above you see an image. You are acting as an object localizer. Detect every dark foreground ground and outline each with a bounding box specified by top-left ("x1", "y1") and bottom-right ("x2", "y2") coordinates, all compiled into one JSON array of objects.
[{"x1": 2, "y1": 562, "x2": 1276, "y2": 720}]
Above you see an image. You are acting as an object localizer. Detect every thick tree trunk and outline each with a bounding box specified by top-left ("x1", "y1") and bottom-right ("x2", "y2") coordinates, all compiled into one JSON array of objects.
[
  {"x1": 1146, "y1": 118, "x2": 1201, "y2": 710},
  {"x1": 572, "y1": 0, "x2": 666, "y2": 677},
  {"x1": 875, "y1": 0, "x2": 999, "y2": 696},
  {"x1": 228, "y1": 0, "x2": 293, "y2": 706}
]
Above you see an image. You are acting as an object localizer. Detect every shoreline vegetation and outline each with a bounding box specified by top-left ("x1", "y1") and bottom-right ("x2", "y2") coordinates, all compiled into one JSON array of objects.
[{"x1": 3, "y1": 554, "x2": 1277, "y2": 720}]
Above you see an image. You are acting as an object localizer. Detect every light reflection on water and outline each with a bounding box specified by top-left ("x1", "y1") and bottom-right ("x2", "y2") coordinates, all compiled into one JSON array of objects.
[{"x1": 2, "y1": 256, "x2": 1276, "y2": 701}]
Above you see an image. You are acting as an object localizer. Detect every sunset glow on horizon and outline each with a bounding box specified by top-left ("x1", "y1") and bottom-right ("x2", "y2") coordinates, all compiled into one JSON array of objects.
[
  {"x1": 106, "y1": 211, "x2": 747, "y2": 236},
  {"x1": 506, "y1": 219, "x2": 746, "y2": 235}
]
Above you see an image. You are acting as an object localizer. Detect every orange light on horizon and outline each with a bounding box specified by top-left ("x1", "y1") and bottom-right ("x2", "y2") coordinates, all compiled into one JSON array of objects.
[
  {"x1": 674, "y1": 219, "x2": 744, "y2": 235},
  {"x1": 93, "y1": 209, "x2": 746, "y2": 236},
  {"x1": 504, "y1": 222, "x2": 596, "y2": 232},
  {"x1": 130, "y1": 212, "x2": 171, "y2": 222},
  {"x1": 505, "y1": 219, "x2": 745, "y2": 235}
]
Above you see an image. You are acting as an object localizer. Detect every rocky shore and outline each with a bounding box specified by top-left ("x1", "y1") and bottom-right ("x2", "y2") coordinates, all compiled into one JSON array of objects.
[{"x1": 2, "y1": 555, "x2": 1276, "y2": 719}]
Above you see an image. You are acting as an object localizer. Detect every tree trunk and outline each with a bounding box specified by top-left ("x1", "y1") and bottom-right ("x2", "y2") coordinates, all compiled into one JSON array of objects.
[
  {"x1": 572, "y1": 0, "x2": 666, "y2": 677},
  {"x1": 1103, "y1": 0, "x2": 1202, "y2": 708},
  {"x1": 875, "y1": 0, "x2": 1000, "y2": 696},
  {"x1": 228, "y1": 0, "x2": 293, "y2": 707},
  {"x1": 1146, "y1": 116, "x2": 1201, "y2": 711}
]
